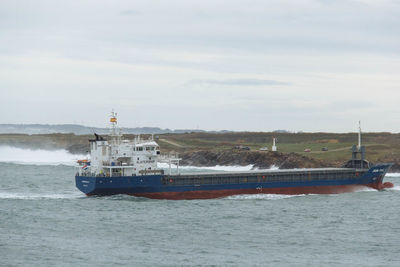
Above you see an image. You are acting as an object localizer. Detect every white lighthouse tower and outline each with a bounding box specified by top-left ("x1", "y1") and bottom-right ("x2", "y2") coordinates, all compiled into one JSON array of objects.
[{"x1": 272, "y1": 138, "x2": 277, "y2": 152}]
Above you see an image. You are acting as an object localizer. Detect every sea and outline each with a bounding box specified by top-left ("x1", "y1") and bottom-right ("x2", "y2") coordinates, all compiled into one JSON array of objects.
[{"x1": 1, "y1": 147, "x2": 399, "y2": 266}]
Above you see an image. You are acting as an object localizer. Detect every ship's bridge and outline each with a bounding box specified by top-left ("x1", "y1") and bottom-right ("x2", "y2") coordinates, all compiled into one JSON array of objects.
[
  {"x1": 133, "y1": 141, "x2": 160, "y2": 154},
  {"x1": 82, "y1": 137, "x2": 162, "y2": 177}
]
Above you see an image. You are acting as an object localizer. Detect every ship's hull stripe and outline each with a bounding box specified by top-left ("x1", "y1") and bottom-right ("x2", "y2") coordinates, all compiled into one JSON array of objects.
[{"x1": 129, "y1": 182, "x2": 391, "y2": 200}]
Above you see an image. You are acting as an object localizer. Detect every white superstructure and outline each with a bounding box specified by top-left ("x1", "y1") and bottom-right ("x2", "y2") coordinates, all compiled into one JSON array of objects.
[{"x1": 77, "y1": 111, "x2": 178, "y2": 177}]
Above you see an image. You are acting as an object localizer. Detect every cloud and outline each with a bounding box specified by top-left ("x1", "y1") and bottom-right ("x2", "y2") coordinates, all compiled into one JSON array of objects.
[
  {"x1": 119, "y1": 9, "x2": 140, "y2": 16},
  {"x1": 0, "y1": 1, "x2": 399, "y2": 132},
  {"x1": 188, "y1": 79, "x2": 291, "y2": 87}
]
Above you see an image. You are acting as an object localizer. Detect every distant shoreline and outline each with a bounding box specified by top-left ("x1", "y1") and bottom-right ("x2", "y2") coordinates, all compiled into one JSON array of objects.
[{"x1": 0, "y1": 132, "x2": 399, "y2": 172}]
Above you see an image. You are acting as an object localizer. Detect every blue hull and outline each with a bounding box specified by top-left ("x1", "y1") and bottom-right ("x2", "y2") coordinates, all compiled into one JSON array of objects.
[{"x1": 75, "y1": 164, "x2": 393, "y2": 199}]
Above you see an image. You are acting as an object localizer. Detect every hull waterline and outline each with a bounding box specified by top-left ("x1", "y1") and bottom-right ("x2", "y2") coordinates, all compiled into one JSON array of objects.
[
  {"x1": 86, "y1": 181, "x2": 394, "y2": 200},
  {"x1": 134, "y1": 182, "x2": 394, "y2": 200}
]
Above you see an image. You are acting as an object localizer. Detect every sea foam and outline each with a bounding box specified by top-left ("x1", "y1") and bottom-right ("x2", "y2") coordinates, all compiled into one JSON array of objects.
[
  {"x1": 386, "y1": 186, "x2": 400, "y2": 191},
  {"x1": 0, "y1": 191, "x2": 83, "y2": 200}
]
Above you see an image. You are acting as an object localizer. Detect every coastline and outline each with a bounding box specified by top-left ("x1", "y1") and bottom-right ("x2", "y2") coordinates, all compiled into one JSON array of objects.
[{"x1": 0, "y1": 131, "x2": 399, "y2": 172}]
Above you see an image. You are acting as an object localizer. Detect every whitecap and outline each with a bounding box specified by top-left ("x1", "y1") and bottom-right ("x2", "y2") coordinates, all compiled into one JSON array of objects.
[
  {"x1": 386, "y1": 186, "x2": 400, "y2": 191},
  {"x1": 269, "y1": 164, "x2": 279, "y2": 170},
  {"x1": 354, "y1": 187, "x2": 378, "y2": 192},
  {"x1": 385, "y1": 173, "x2": 400, "y2": 178},
  {"x1": 0, "y1": 191, "x2": 83, "y2": 200}
]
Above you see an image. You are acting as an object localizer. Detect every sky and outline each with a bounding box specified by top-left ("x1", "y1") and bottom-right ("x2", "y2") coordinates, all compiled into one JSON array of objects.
[{"x1": 0, "y1": 0, "x2": 399, "y2": 132}]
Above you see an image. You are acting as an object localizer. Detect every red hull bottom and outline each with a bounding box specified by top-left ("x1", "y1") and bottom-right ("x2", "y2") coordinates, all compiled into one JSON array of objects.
[{"x1": 132, "y1": 182, "x2": 394, "y2": 200}]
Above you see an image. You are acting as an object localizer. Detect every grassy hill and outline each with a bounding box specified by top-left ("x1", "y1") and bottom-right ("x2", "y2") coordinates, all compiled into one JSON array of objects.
[{"x1": 156, "y1": 132, "x2": 400, "y2": 164}]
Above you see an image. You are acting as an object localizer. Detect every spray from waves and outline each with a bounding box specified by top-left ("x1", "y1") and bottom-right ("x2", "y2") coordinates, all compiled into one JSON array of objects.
[
  {"x1": 157, "y1": 162, "x2": 255, "y2": 172},
  {"x1": 0, "y1": 191, "x2": 84, "y2": 200},
  {"x1": 0, "y1": 146, "x2": 87, "y2": 166},
  {"x1": 269, "y1": 165, "x2": 279, "y2": 170},
  {"x1": 385, "y1": 173, "x2": 400, "y2": 178},
  {"x1": 354, "y1": 187, "x2": 378, "y2": 192},
  {"x1": 225, "y1": 194, "x2": 306, "y2": 200},
  {"x1": 226, "y1": 187, "x2": 382, "y2": 200},
  {"x1": 386, "y1": 186, "x2": 400, "y2": 191}
]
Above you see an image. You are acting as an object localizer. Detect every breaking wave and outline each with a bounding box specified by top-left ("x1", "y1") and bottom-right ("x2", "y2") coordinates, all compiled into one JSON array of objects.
[
  {"x1": 269, "y1": 165, "x2": 279, "y2": 170},
  {"x1": 157, "y1": 162, "x2": 255, "y2": 172},
  {"x1": 354, "y1": 187, "x2": 378, "y2": 192},
  {"x1": 386, "y1": 186, "x2": 400, "y2": 191},
  {"x1": 386, "y1": 173, "x2": 400, "y2": 178},
  {"x1": 0, "y1": 191, "x2": 83, "y2": 200},
  {"x1": 0, "y1": 146, "x2": 87, "y2": 166}
]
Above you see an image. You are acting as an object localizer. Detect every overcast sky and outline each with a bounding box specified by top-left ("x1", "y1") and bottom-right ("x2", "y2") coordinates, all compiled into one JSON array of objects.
[{"x1": 0, "y1": 0, "x2": 399, "y2": 132}]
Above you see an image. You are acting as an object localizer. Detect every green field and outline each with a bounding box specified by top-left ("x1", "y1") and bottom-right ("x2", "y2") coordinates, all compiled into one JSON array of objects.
[{"x1": 156, "y1": 132, "x2": 400, "y2": 165}]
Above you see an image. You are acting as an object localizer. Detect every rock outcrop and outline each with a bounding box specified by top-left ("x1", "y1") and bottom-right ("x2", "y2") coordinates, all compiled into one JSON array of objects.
[{"x1": 180, "y1": 150, "x2": 332, "y2": 169}]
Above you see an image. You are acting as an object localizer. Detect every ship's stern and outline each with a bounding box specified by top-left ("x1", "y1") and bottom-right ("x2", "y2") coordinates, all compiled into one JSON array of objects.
[{"x1": 75, "y1": 175, "x2": 97, "y2": 195}]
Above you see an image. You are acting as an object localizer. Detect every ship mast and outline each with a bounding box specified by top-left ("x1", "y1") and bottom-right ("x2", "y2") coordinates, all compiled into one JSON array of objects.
[
  {"x1": 350, "y1": 120, "x2": 366, "y2": 167},
  {"x1": 109, "y1": 110, "x2": 121, "y2": 146}
]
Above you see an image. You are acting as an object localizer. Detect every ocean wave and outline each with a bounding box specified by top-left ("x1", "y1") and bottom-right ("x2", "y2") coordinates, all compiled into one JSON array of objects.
[
  {"x1": 0, "y1": 146, "x2": 87, "y2": 166},
  {"x1": 0, "y1": 191, "x2": 83, "y2": 200},
  {"x1": 225, "y1": 187, "x2": 382, "y2": 199},
  {"x1": 386, "y1": 186, "x2": 400, "y2": 191},
  {"x1": 354, "y1": 187, "x2": 378, "y2": 192}
]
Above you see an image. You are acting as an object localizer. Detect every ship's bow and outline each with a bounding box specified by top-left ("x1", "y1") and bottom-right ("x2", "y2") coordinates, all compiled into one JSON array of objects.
[{"x1": 365, "y1": 163, "x2": 394, "y2": 190}]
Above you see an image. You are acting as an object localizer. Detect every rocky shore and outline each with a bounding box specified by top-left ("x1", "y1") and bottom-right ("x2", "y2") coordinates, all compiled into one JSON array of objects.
[
  {"x1": 179, "y1": 150, "x2": 400, "y2": 172},
  {"x1": 180, "y1": 150, "x2": 334, "y2": 169}
]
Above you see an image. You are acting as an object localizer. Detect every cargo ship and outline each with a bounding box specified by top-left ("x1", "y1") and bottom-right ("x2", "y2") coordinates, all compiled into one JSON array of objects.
[{"x1": 75, "y1": 112, "x2": 394, "y2": 199}]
